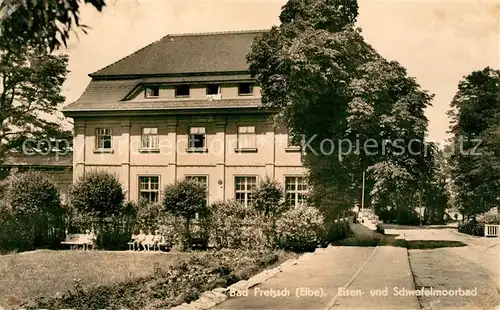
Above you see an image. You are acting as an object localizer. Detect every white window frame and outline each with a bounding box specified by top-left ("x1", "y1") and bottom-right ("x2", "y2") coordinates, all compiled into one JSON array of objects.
[
  {"x1": 235, "y1": 176, "x2": 257, "y2": 207},
  {"x1": 141, "y1": 127, "x2": 159, "y2": 150},
  {"x1": 95, "y1": 128, "x2": 112, "y2": 150},
  {"x1": 237, "y1": 126, "x2": 256, "y2": 149},
  {"x1": 188, "y1": 127, "x2": 206, "y2": 151},
  {"x1": 138, "y1": 176, "x2": 160, "y2": 203},
  {"x1": 285, "y1": 176, "x2": 308, "y2": 207}
]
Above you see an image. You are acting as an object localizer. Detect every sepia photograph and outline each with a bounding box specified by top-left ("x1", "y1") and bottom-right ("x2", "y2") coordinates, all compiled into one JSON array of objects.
[{"x1": 0, "y1": 0, "x2": 498, "y2": 309}]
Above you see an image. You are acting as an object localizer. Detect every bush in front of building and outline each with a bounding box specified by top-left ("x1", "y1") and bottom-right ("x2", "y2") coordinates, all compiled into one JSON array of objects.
[
  {"x1": 251, "y1": 177, "x2": 286, "y2": 217},
  {"x1": 207, "y1": 200, "x2": 270, "y2": 250},
  {"x1": 0, "y1": 171, "x2": 65, "y2": 251},
  {"x1": 68, "y1": 170, "x2": 128, "y2": 248},
  {"x1": 162, "y1": 179, "x2": 208, "y2": 249},
  {"x1": 275, "y1": 204, "x2": 326, "y2": 252},
  {"x1": 134, "y1": 198, "x2": 163, "y2": 231}
]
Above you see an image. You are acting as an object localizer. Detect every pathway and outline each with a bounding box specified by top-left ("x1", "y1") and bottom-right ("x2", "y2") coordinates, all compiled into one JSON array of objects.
[{"x1": 213, "y1": 224, "x2": 419, "y2": 310}]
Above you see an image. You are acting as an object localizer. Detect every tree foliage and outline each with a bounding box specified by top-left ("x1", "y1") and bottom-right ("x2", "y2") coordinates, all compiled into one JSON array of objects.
[
  {"x1": 1, "y1": 170, "x2": 64, "y2": 250},
  {"x1": 251, "y1": 177, "x2": 285, "y2": 216},
  {"x1": 448, "y1": 67, "x2": 500, "y2": 217},
  {"x1": 0, "y1": 0, "x2": 106, "y2": 52},
  {"x1": 0, "y1": 33, "x2": 71, "y2": 162},
  {"x1": 248, "y1": 0, "x2": 434, "y2": 219},
  {"x1": 69, "y1": 170, "x2": 125, "y2": 220},
  {"x1": 162, "y1": 179, "x2": 208, "y2": 220}
]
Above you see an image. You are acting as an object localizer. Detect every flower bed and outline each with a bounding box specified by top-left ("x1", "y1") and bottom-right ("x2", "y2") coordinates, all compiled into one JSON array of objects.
[{"x1": 22, "y1": 249, "x2": 295, "y2": 310}]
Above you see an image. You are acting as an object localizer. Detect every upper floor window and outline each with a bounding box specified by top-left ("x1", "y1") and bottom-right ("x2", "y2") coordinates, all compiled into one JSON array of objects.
[
  {"x1": 141, "y1": 127, "x2": 159, "y2": 150},
  {"x1": 95, "y1": 128, "x2": 112, "y2": 149},
  {"x1": 238, "y1": 83, "x2": 253, "y2": 95},
  {"x1": 206, "y1": 84, "x2": 221, "y2": 95},
  {"x1": 175, "y1": 85, "x2": 190, "y2": 97},
  {"x1": 237, "y1": 126, "x2": 256, "y2": 149},
  {"x1": 145, "y1": 86, "x2": 159, "y2": 98},
  {"x1": 235, "y1": 176, "x2": 257, "y2": 207},
  {"x1": 139, "y1": 176, "x2": 159, "y2": 203},
  {"x1": 188, "y1": 127, "x2": 206, "y2": 151},
  {"x1": 285, "y1": 176, "x2": 308, "y2": 207}
]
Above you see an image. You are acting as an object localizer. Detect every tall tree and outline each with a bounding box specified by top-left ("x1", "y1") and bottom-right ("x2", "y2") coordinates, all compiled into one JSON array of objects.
[
  {"x1": 0, "y1": 38, "x2": 70, "y2": 162},
  {"x1": 248, "y1": 0, "x2": 433, "y2": 221},
  {"x1": 448, "y1": 67, "x2": 500, "y2": 217}
]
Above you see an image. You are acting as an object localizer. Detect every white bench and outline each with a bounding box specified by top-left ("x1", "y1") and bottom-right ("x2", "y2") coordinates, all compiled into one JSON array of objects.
[
  {"x1": 484, "y1": 224, "x2": 500, "y2": 237},
  {"x1": 61, "y1": 233, "x2": 95, "y2": 249}
]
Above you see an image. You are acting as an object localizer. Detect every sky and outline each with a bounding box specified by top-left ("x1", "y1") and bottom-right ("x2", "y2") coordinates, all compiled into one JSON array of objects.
[{"x1": 61, "y1": 0, "x2": 500, "y2": 144}]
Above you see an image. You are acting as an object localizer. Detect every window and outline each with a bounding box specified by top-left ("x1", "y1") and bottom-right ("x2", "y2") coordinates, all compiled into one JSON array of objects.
[
  {"x1": 235, "y1": 176, "x2": 257, "y2": 207},
  {"x1": 238, "y1": 83, "x2": 253, "y2": 95},
  {"x1": 139, "y1": 176, "x2": 160, "y2": 202},
  {"x1": 285, "y1": 176, "x2": 308, "y2": 207},
  {"x1": 206, "y1": 84, "x2": 221, "y2": 95},
  {"x1": 237, "y1": 126, "x2": 256, "y2": 149},
  {"x1": 95, "y1": 128, "x2": 112, "y2": 149},
  {"x1": 141, "y1": 127, "x2": 159, "y2": 150},
  {"x1": 145, "y1": 86, "x2": 159, "y2": 98},
  {"x1": 188, "y1": 127, "x2": 206, "y2": 151},
  {"x1": 175, "y1": 85, "x2": 190, "y2": 97}
]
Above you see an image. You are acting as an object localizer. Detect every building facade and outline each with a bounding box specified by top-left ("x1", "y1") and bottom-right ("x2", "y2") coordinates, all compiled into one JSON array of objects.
[{"x1": 63, "y1": 30, "x2": 307, "y2": 207}]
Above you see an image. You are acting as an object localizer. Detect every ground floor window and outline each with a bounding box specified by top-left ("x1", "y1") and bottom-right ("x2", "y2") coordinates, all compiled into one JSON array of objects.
[
  {"x1": 235, "y1": 176, "x2": 257, "y2": 207},
  {"x1": 139, "y1": 176, "x2": 159, "y2": 202},
  {"x1": 285, "y1": 176, "x2": 308, "y2": 207}
]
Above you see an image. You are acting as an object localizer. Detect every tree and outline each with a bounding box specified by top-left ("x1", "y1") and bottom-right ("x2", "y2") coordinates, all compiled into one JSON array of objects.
[
  {"x1": 448, "y1": 67, "x2": 500, "y2": 218},
  {"x1": 0, "y1": 0, "x2": 106, "y2": 52},
  {"x1": 69, "y1": 170, "x2": 125, "y2": 244},
  {"x1": 2, "y1": 171, "x2": 63, "y2": 250},
  {"x1": 248, "y1": 0, "x2": 433, "y2": 220},
  {"x1": 252, "y1": 177, "x2": 284, "y2": 217},
  {"x1": 0, "y1": 38, "x2": 70, "y2": 163},
  {"x1": 162, "y1": 179, "x2": 207, "y2": 247}
]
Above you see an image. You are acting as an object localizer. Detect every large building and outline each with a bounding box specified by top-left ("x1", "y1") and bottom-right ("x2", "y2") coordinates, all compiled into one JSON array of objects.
[{"x1": 62, "y1": 30, "x2": 308, "y2": 207}]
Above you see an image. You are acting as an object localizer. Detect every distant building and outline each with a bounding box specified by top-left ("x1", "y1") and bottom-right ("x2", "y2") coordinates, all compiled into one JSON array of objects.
[
  {"x1": 62, "y1": 30, "x2": 308, "y2": 207},
  {"x1": 0, "y1": 152, "x2": 73, "y2": 202}
]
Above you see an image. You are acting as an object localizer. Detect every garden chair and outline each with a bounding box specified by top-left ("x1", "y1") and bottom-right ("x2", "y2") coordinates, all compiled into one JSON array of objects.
[{"x1": 128, "y1": 233, "x2": 138, "y2": 251}]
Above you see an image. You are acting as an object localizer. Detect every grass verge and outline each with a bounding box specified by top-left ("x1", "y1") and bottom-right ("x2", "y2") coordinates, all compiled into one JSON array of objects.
[{"x1": 21, "y1": 249, "x2": 295, "y2": 310}]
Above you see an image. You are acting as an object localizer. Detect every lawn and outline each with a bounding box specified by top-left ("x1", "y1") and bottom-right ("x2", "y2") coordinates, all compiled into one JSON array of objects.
[{"x1": 0, "y1": 249, "x2": 192, "y2": 309}]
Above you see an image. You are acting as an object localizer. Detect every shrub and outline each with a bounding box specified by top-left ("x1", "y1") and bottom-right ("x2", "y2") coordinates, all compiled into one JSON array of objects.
[
  {"x1": 162, "y1": 179, "x2": 208, "y2": 248},
  {"x1": 68, "y1": 171, "x2": 129, "y2": 248},
  {"x1": 324, "y1": 219, "x2": 350, "y2": 243},
  {"x1": 477, "y1": 210, "x2": 500, "y2": 225},
  {"x1": 458, "y1": 221, "x2": 484, "y2": 236},
  {"x1": 0, "y1": 171, "x2": 64, "y2": 251},
  {"x1": 275, "y1": 204, "x2": 325, "y2": 252},
  {"x1": 208, "y1": 200, "x2": 270, "y2": 250},
  {"x1": 251, "y1": 177, "x2": 285, "y2": 217},
  {"x1": 69, "y1": 170, "x2": 125, "y2": 218},
  {"x1": 135, "y1": 198, "x2": 163, "y2": 231}
]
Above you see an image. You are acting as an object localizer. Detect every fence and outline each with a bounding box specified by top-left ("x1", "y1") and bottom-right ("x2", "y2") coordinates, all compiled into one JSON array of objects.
[{"x1": 484, "y1": 224, "x2": 499, "y2": 237}]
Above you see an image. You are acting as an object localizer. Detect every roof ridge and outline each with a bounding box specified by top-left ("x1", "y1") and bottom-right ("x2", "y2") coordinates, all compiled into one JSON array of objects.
[
  {"x1": 89, "y1": 29, "x2": 269, "y2": 77},
  {"x1": 167, "y1": 29, "x2": 269, "y2": 37}
]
